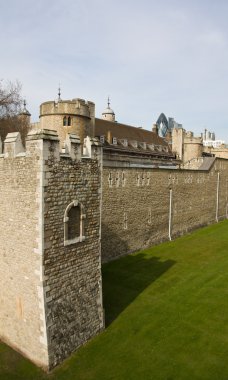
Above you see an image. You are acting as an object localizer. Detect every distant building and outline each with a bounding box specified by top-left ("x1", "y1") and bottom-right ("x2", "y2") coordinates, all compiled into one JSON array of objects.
[
  {"x1": 156, "y1": 113, "x2": 182, "y2": 138},
  {"x1": 38, "y1": 97, "x2": 177, "y2": 167},
  {"x1": 202, "y1": 128, "x2": 225, "y2": 148}
]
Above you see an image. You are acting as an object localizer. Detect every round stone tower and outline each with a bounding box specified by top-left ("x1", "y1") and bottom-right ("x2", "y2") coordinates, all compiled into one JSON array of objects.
[
  {"x1": 39, "y1": 95, "x2": 95, "y2": 147},
  {"x1": 102, "y1": 97, "x2": 115, "y2": 122}
]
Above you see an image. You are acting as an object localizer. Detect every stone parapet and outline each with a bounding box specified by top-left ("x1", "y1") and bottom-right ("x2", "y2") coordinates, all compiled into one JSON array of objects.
[
  {"x1": 83, "y1": 136, "x2": 102, "y2": 159},
  {"x1": 0, "y1": 129, "x2": 100, "y2": 164},
  {"x1": 4, "y1": 132, "x2": 25, "y2": 157},
  {"x1": 40, "y1": 99, "x2": 94, "y2": 119}
]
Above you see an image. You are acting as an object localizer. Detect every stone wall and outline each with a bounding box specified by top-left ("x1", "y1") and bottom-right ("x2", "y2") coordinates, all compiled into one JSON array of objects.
[
  {"x1": 204, "y1": 145, "x2": 228, "y2": 159},
  {"x1": 101, "y1": 158, "x2": 228, "y2": 262},
  {"x1": 1, "y1": 125, "x2": 228, "y2": 369},
  {"x1": 172, "y1": 127, "x2": 203, "y2": 163},
  {"x1": 172, "y1": 127, "x2": 184, "y2": 160},
  {"x1": 42, "y1": 134, "x2": 103, "y2": 368},
  {"x1": 0, "y1": 132, "x2": 49, "y2": 368},
  {"x1": 0, "y1": 130, "x2": 103, "y2": 370},
  {"x1": 183, "y1": 137, "x2": 203, "y2": 162}
]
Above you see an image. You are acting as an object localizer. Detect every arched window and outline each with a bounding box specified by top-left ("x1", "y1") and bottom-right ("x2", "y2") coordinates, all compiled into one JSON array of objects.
[
  {"x1": 63, "y1": 116, "x2": 67, "y2": 126},
  {"x1": 64, "y1": 200, "x2": 86, "y2": 246},
  {"x1": 67, "y1": 116, "x2": 71, "y2": 126}
]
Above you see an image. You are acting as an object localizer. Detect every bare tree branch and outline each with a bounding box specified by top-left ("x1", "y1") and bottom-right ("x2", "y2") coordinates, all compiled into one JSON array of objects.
[
  {"x1": 0, "y1": 80, "x2": 23, "y2": 118},
  {"x1": 0, "y1": 80, "x2": 31, "y2": 146}
]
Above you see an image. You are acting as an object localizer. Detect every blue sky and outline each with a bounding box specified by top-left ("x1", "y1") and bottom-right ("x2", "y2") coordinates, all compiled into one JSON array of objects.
[{"x1": 1, "y1": 0, "x2": 228, "y2": 142}]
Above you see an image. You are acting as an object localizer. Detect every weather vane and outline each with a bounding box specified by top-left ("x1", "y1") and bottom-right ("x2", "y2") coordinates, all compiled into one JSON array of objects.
[{"x1": 58, "y1": 83, "x2": 61, "y2": 101}]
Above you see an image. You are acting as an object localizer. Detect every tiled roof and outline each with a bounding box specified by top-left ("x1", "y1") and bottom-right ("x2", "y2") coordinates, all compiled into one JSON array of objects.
[
  {"x1": 95, "y1": 118, "x2": 167, "y2": 146},
  {"x1": 199, "y1": 157, "x2": 216, "y2": 170},
  {"x1": 94, "y1": 118, "x2": 175, "y2": 158}
]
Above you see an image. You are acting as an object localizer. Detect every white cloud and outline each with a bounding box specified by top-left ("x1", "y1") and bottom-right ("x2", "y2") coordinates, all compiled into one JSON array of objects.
[{"x1": 1, "y1": 0, "x2": 228, "y2": 142}]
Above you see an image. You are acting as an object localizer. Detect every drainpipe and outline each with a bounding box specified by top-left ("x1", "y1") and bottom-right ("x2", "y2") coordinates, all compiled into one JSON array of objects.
[
  {"x1": 216, "y1": 172, "x2": 220, "y2": 223},
  {"x1": 169, "y1": 188, "x2": 173, "y2": 240}
]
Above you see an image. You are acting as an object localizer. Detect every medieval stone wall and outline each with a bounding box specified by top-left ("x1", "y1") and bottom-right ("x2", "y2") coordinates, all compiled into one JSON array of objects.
[
  {"x1": 1, "y1": 125, "x2": 228, "y2": 369},
  {"x1": 101, "y1": 159, "x2": 228, "y2": 262},
  {"x1": 183, "y1": 139, "x2": 203, "y2": 162},
  {"x1": 0, "y1": 130, "x2": 104, "y2": 370},
  {"x1": 204, "y1": 145, "x2": 228, "y2": 159},
  {"x1": 42, "y1": 138, "x2": 103, "y2": 368},
  {"x1": 0, "y1": 133, "x2": 49, "y2": 368}
]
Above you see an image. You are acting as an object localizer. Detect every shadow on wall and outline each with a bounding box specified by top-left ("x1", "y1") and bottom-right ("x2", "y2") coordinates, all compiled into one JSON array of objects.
[
  {"x1": 101, "y1": 223, "x2": 130, "y2": 262},
  {"x1": 102, "y1": 252, "x2": 176, "y2": 326}
]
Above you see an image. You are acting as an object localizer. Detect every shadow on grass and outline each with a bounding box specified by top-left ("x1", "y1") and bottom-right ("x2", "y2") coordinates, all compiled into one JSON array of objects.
[
  {"x1": 102, "y1": 252, "x2": 176, "y2": 326},
  {"x1": 0, "y1": 341, "x2": 47, "y2": 380}
]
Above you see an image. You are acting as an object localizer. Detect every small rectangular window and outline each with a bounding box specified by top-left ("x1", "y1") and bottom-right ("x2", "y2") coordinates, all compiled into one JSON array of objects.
[
  {"x1": 136, "y1": 173, "x2": 140, "y2": 186},
  {"x1": 130, "y1": 140, "x2": 138, "y2": 148},
  {"x1": 100, "y1": 135, "x2": 105, "y2": 143},
  {"x1": 148, "y1": 208, "x2": 152, "y2": 224},
  {"x1": 123, "y1": 212, "x2": 128, "y2": 230},
  {"x1": 116, "y1": 172, "x2": 120, "y2": 187},
  {"x1": 122, "y1": 171, "x2": 126, "y2": 187},
  {"x1": 139, "y1": 142, "x2": 147, "y2": 150},
  {"x1": 147, "y1": 172, "x2": 150, "y2": 186},
  {"x1": 108, "y1": 172, "x2": 113, "y2": 187},
  {"x1": 112, "y1": 137, "x2": 117, "y2": 145}
]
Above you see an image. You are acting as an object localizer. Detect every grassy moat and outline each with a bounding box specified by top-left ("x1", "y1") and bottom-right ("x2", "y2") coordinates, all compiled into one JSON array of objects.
[{"x1": 1, "y1": 220, "x2": 228, "y2": 380}]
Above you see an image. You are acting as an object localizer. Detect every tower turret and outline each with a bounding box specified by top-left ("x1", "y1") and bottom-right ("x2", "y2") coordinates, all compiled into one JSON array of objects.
[
  {"x1": 102, "y1": 97, "x2": 115, "y2": 122},
  {"x1": 39, "y1": 92, "x2": 95, "y2": 148},
  {"x1": 19, "y1": 99, "x2": 31, "y2": 125}
]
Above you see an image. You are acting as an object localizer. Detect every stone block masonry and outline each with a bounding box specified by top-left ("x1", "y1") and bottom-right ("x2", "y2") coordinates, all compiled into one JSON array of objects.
[
  {"x1": 0, "y1": 131, "x2": 48, "y2": 367},
  {"x1": 1, "y1": 124, "x2": 228, "y2": 369},
  {"x1": 0, "y1": 130, "x2": 104, "y2": 370},
  {"x1": 101, "y1": 159, "x2": 228, "y2": 262}
]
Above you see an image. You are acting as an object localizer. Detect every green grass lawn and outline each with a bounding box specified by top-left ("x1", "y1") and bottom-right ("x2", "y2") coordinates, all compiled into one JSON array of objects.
[{"x1": 1, "y1": 220, "x2": 228, "y2": 380}]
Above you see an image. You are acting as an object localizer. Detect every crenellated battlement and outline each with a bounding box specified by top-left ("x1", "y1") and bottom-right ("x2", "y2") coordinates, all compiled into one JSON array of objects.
[
  {"x1": 39, "y1": 99, "x2": 95, "y2": 146},
  {"x1": 40, "y1": 98, "x2": 95, "y2": 119},
  {"x1": 0, "y1": 129, "x2": 101, "y2": 162}
]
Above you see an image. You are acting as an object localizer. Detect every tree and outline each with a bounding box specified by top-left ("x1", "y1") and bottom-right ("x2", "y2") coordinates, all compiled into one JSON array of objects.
[
  {"x1": 0, "y1": 80, "x2": 31, "y2": 145},
  {"x1": 0, "y1": 80, "x2": 22, "y2": 118}
]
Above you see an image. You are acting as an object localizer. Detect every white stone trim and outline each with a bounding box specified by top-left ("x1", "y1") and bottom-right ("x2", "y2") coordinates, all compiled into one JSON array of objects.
[
  {"x1": 63, "y1": 200, "x2": 86, "y2": 246},
  {"x1": 35, "y1": 139, "x2": 49, "y2": 366}
]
